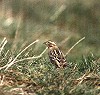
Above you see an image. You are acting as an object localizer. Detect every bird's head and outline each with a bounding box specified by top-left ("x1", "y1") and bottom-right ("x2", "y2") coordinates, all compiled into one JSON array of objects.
[{"x1": 43, "y1": 40, "x2": 57, "y2": 48}]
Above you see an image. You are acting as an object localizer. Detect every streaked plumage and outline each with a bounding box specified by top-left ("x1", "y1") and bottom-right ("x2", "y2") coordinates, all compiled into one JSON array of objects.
[{"x1": 44, "y1": 40, "x2": 67, "y2": 68}]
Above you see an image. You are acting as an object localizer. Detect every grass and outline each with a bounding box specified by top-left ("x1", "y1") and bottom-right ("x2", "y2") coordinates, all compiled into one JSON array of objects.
[
  {"x1": 0, "y1": 37, "x2": 100, "y2": 95},
  {"x1": 0, "y1": 1, "x2": 100, "y2": 94}
]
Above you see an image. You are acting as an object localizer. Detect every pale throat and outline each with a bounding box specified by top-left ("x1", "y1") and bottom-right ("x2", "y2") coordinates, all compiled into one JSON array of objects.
[{"x1": 48, "y1": 45, "x2": 57, "y2": 49}]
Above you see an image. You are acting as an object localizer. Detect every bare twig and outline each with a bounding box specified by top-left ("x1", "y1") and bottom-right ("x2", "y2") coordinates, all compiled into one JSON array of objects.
[
  {"x1": 65, "y1": 37, "x2": 85, "y2": 57},
  {"x1": 0, "y1": 37, "x2": 6, "y2": 46},
  {"x1": 5, "y1": 39, "x2": 39, "y2": 71},
  {"x1": 14, "y1": 47, "x2": 48, "y2": 63},
  {"x1": 0, "y1": 37, "x2": 7, "y2": 55},
  {"x1": 0, "y1": 40, "x2": 39, "y2": 71}
]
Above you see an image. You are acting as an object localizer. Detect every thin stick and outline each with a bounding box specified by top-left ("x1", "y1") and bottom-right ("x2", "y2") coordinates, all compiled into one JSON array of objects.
[
  {"x1": 0, "y1": 37, "x2": 6, "y2": 46},
  {"x1": 4, "y1": 40, "x2": 39, "y2": 71},
  {"x1": 65, "y1": 37, "x2": 85, "y2": 57},
  {"x1": 14, "y1": 47, "x2": 48, "y2": 63},
  {"x1": 0, "y1": 37, "x2": 7, "y2": 55}
]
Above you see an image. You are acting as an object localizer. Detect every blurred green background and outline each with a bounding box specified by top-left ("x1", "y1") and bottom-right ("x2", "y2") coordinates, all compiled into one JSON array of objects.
[{"x1": 0, "y1": 0, "x2": 100, "y2": 60}]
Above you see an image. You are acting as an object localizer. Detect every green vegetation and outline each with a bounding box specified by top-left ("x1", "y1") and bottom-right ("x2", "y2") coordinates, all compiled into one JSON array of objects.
[
  {"x1": 0, "y1": 38, "x2": 100, "y2": 95},
  {"x1": 0, "y1": 0, "x2": 100, "y2": 95}
]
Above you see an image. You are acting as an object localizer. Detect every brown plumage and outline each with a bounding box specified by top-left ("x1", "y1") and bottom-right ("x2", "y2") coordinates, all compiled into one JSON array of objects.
[{"x1": 44, "y1": 40, "x2": 67, "y2": 68}]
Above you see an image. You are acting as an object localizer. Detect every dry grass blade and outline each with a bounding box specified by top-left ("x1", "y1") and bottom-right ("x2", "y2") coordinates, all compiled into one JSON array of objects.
[
  {"x1": 0, "y1": 37, "x2": 7, "y2": 55},
  {"x1": 65, "y1": 37, "x2": 85, "y2": 57},
  {"x1": 0, "y1": 40, "x2": 39, "y2": 71},
  {"x1": 15, "y1": 47, "x2": 48, "y2": 63},
  {"x1": 4, "y1": 39, "x2": 39, "y2": 71},
  {"x1": 0, "y1": 37, "x2": 6, "y2": 46}
]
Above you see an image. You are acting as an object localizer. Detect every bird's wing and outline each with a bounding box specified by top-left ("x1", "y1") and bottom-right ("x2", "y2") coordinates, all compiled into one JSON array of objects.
[{"x1": 49, "y1": 48, "x2": 66, "y2": 63}]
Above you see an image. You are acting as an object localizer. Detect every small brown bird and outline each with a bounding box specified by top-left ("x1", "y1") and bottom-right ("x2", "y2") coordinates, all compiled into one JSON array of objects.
[{"x1": 44, "y1": 40, "x2": 67, "y2": 68}]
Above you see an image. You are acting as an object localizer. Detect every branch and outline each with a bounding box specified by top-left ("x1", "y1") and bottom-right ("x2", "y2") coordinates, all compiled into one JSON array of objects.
[{"x1": 14, "y1": 47, "x2": 48, "y2": 63}]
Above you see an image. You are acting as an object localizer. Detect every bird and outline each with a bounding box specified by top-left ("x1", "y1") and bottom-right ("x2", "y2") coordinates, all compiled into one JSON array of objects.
[{"x1": 43, "y1": 40, "x2": 67, "y2": 68}]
